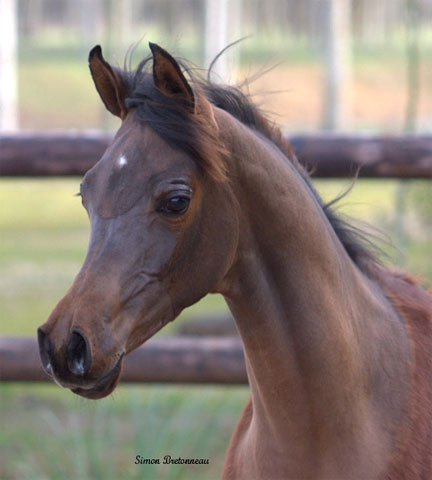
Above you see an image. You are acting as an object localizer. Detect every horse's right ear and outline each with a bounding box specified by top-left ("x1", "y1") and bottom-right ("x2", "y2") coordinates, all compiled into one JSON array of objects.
[{"x1": 89, "y1": 45, "x2": 127, "y2": 119}]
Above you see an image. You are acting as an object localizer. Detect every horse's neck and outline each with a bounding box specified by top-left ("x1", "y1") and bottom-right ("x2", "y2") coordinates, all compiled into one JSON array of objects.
[{"x1": 215, "y1": 110, "x2": 411, "y2": 474}]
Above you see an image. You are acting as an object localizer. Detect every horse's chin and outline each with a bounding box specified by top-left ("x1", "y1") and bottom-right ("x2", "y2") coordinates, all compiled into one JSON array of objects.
[{"x1": 71, "y1": 355, "x2": 123, "y2": 400}]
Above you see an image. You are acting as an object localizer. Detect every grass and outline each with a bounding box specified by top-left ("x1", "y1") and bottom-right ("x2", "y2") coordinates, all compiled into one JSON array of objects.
[
  {"x1": 0, "y1": 383, "x2": 248, "y2": 480},
  {"x1": 19, "y1": 60, "x2": 105, "y2": 130}
]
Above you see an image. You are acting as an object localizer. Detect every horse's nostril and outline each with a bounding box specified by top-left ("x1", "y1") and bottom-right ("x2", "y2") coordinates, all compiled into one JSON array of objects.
[
  {"x1": 37, "y1": 327, "x2": 53, "y2": 374},
  {"x1": 67, "y1": 331, "x2": 91, "y2": 376}
]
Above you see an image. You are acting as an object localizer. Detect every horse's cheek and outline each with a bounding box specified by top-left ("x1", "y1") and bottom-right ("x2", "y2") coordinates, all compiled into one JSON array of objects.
[{"x1": 167, "y1": 191, "x2": 238, "y2": 312}]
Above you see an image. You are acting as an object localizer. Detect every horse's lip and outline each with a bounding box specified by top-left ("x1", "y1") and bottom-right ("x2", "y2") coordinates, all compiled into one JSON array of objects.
[{"x1": 71, "y1": 353, "x2": 124, "y2": 399}]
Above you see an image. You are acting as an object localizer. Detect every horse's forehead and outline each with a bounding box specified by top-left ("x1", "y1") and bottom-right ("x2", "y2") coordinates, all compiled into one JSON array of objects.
[{"x1": 86, "y1": 122, "x2": 193, "y2": 218}]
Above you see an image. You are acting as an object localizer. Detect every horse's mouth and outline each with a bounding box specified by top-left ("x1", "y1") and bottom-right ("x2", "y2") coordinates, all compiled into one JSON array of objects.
[{"x1": 71, "y1": 354, "x2": 124, "y2": 400}]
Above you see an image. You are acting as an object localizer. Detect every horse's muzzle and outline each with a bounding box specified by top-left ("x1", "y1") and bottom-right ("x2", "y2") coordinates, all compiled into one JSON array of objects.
[
  {"x1": 37, "y1": 325, "x2": 124, "y2": 399},
  {"x1": 70, "y1": 353, "x2": 124, "y2": 399},
  {"x1": 38, "y1": 327, "x2": 91, "y2": 377}
]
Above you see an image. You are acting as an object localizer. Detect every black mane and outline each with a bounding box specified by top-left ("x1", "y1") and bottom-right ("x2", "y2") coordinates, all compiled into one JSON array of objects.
[
  {"x1": 205, "y1": 82, "x2": 378, "y2": 271},
  {"x1": 121, "y1": 55, "x2": 378, "y2": 272}
]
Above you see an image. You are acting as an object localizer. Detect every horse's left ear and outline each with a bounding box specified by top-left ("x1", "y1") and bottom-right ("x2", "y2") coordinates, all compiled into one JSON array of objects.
[
  {"x1": 89, "y1": 45, "x2": 128, "y2": 119},
  {"x1": 149, "y1": 42, "x2": 195, "y2": 112}
]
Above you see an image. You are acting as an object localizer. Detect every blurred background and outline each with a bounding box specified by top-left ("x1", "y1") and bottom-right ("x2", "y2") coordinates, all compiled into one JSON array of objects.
[{"x1": 1, "y1": 0, "x2": 431, "y2": 479}]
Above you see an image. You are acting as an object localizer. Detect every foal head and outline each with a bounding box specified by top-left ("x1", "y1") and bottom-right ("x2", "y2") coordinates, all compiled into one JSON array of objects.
[{"x1": 37, "y1": 44, "x2": 239, "y2": 398}]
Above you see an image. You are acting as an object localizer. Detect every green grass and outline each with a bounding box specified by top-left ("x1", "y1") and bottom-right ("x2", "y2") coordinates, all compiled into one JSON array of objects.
[
  {"x1": 0, "y1": 383, "x2": 248, "y2": 480},
  {"x1": 18, "y1": 59, "x2": 108, "y2": 130}
]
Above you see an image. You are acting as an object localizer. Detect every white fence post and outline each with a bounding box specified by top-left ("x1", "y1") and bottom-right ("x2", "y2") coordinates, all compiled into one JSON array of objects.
[
  {"x1": 205, "y1": 0, "x2": 229, "y2": 81},
  {"x1": 321, "y1": 0, "x2": 351, "y2": 131},
  {"x1": 0, "y1": 0, "x2": 18, "y2": 131}
]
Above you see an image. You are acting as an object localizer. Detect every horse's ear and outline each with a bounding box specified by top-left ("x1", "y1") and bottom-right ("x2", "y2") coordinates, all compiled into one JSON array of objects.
[
  {"x1": 89, "y1": 45, "x2": 127, "y2": 119},
  {"x1": 149, "y1": 42, "x2": 195, "y2": 112}
]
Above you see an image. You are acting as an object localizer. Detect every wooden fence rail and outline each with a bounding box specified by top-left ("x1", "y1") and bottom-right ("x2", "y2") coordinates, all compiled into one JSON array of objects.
[
  {"x1": 0, "y1": 336, "x2": 248, "y2": 385},
  {"x1": 1, "y1": 131, "x2": 432, "y2": 178}
]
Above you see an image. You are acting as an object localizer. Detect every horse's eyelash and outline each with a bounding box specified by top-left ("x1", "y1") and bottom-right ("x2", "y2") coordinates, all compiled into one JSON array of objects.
[{"x1": 74, "y1": 192, "x2": 81, "y2": 197}]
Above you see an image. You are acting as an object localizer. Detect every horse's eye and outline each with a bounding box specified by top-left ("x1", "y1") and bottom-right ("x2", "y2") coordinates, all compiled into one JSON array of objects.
[{"x1": 158, "y1": 195, "x2": 190, "y2": 215}]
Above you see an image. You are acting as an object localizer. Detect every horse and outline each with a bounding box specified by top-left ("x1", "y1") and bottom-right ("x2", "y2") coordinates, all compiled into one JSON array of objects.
[{"x1": 37, "y1": 43, "x2": 432, "y2": 479}]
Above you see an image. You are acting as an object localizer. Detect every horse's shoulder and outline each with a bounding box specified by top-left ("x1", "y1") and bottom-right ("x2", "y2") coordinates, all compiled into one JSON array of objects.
[{"x1": 376, "y1": 268, "x2": 432, "y2": 479}]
